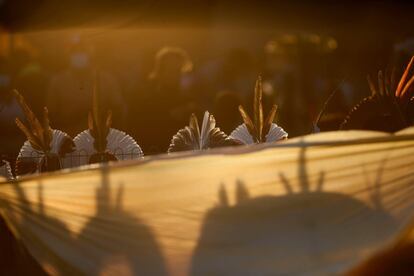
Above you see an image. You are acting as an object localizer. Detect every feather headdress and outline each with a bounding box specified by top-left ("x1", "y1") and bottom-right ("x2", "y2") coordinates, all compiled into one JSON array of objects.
[
  {"x1": 14, "y1": 90, "x2": 75, "y2": 176},
  {"x1": 72, "y1": 73, "x2": 143, "y2": 165},
  {"x1": 168, "y1": 111, "x2": 239, "y2": 152},
  {"x1": 341, "y1": 57, "x2": 414, "y2": 132},
  {"x1": 230, "y1": 76, "x2": 288, "y2": 144}
]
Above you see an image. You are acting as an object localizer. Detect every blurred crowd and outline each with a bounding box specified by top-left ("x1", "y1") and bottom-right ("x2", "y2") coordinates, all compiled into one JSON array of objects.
[{"x1": 0, "y1": 30, "x2": 413, "y2": 157}]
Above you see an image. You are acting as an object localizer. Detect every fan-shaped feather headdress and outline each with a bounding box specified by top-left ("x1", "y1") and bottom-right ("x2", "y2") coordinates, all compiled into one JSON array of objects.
[
  {"x1": 341, "y1": 56, "x2": 414, "y2": 132},
  {"x1": 230, "y1": 76, "x2": 288, "y2": 144},
  {"x1": 72, "y1": 73, "x2": 143, "y2": 165},
  {"x1": 168, "y1": 111, "x2": 239, "y2": 152},
  {"x1": 14, "y1": 90, "x2": 75, "y2": 176}
]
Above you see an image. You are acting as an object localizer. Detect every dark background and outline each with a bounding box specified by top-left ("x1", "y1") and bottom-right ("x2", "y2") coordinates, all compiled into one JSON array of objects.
[{"x1": 1, "y1": 0, "x2": 414, "y2": 157}]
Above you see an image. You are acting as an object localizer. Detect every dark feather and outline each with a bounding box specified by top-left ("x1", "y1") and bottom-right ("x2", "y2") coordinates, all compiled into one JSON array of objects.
[
  {"x1": 253, "y1": 76, "x2": 264, "y2": 141},
  {"x1": 89, "y1": 72, "x2": 111, "y2": 153},
  {"x1": 13, "y1": 90, "x2": 43, "y2": 135},
  {"x1": 238, "y1": 105, "x2": 257, "y2": 140},
  {"x1": 13, "y1": 90, "x2": 52, "y2": 152},
  {"x1": 263, "y1": 105, "x2": 277, "y2": 141},
  {"x1": 168, "y1": 127, "x2": 196, "y2": 152},
  {"x1": 207, "y1": 128, "x2": 234, "y2": 148},
  {"x1": 237, "y1": 76, "x2": 282, "y2": 142},
  {"x1": 207, "y1": 127, "x2": 228, "y2": 148},
  {"x1": 15, "y1": 118, "x2": 43, "y2": 151},
  {"x1": 42, "y1": 107, "x2": 52, "y2": 149}
]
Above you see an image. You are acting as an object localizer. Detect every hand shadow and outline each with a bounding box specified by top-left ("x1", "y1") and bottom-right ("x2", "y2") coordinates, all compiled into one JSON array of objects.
[
  {"x1": 76, "y1": 164, "x2": 167, "y2": 275},
  {"x1": 190, "y1": 148, "x2": 397, "y2": 275}
]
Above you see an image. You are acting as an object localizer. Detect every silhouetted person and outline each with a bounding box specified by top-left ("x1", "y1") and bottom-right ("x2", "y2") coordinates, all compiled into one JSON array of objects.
[
  {"x1": 14, "y1": 61, "x2": 48, "y2": 117},
  {"x1": 217, "y1": 48, "x2": 257, "y2": 103},
  {"x1": 0, "y1": 57, "x2": 25, "y2": 160},
  {"x1": 136, "y1": 47, "x2": 198, "y2": 154},
  {"x1": 46, "y1": 36, "x2": 124, "y2": 137},
  {"x1": 213, "y1": 91, "x2": 242, "y2": 134}
]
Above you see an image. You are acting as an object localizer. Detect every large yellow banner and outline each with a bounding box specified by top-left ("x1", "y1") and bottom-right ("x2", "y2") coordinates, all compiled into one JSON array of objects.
[{"x1": 1, "y1": 128, "x2": 414, "y2": 275}]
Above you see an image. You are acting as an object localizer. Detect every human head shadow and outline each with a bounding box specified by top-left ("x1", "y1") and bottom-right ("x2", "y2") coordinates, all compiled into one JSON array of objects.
[
  {"x1": 190, "y1": 148, "x2": 398, "y2": 275},
  {"x1": 76, "y1": 164, "x2": 167, "y2": 275}
]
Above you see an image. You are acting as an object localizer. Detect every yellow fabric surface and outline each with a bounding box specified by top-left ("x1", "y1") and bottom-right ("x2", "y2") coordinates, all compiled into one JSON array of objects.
[{"x1": 1, "y1": 128, "x2": 414, "y2": 275}]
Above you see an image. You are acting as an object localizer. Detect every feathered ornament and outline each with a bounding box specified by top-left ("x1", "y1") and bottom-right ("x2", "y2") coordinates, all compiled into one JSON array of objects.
[
  {"x1": 0, "y1": 160, "x2": 13, "y2": 180},
  {"x1": 341, "y1": 56, "x2": 414, "y2": 132},
  {"x1": 168, "y1": 111, "x2": 239, "y2": 153},
  {"x1": 14, "y1": 90, "x2": 75, "y2": 176},
  {"x1": 72, "y1": 73, "x2": 143, "y2": 165},
  {"x1": 229, "y1": 76, "x2": 288, "y2": 144}
]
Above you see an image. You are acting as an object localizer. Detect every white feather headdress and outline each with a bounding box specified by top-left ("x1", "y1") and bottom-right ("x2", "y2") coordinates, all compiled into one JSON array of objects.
[
  {"x1": 13, "y1": 90, "x2": 75, "y2": 176},
  {"x1": 70, "y1": 72, "x2": 143, "y2": 166},
  {"x1": 168, "y1": 111, "x2": 239, "y2": 152},
  {"x1": 229, "y1": 76, "x2": 288, "y2": 145}
]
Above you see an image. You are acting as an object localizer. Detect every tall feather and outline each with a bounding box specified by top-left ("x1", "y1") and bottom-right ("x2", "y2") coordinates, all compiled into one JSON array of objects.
[
  {"x1": 15, "y1": 118, "x2": 42, "y2": 151},
  {"x1": 238, "y1": 105, "x2": 256, "y2": 140},
  {"x1": 254, "y1": 76, "x2": 264, "y2": 142},
  {"x1": 89, "y1": 72, "x2": 111, "y2": 153},
  {"x1": 237, "y1": 76, "x2": 283, "y2": 143},
  {"x1": 42, "y1": 107, "x2": 52, "y2": 149},
  {"x1": 313, "y1": 79, "x2": 344, "y2": 132},
  {"x1": 400, "y1": 74, "x2": 414, "y2": 99},
  {"x1": 13, "y1": 90, "x2": 51, "y2": 152},
  {"x1": 396, "y1": 56, "x2": 414, "y2": 97},
  {"x1": 263, "y1": 104, "x2": 277, "y2": 139}
]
